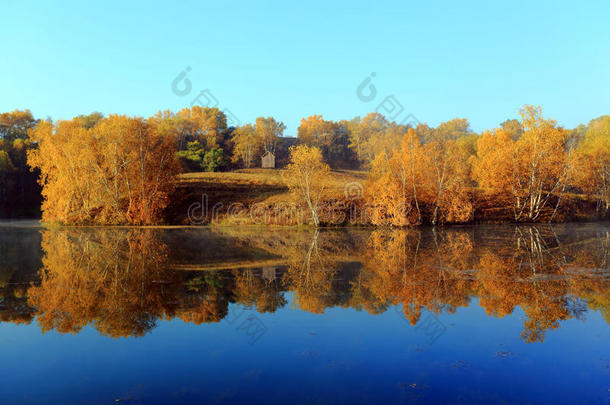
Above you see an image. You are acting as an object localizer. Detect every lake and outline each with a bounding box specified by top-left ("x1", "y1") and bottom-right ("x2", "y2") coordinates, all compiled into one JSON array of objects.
[{"x1": 0, "y1": 221, "x2": 609, "y2": 404}]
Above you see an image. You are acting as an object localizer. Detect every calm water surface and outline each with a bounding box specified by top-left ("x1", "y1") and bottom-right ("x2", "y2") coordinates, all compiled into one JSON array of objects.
[{"x1": 0, "y1": 221, "x2": 609, "y2": 404}]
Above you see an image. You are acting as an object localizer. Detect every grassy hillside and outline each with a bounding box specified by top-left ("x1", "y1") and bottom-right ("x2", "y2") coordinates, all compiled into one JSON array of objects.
[
  {"x1": 166, "y1": 169, "x2": 603, "y2": 226},
  {"x1": 166, "y1": 169, "x2": 367, "y2": 225}
]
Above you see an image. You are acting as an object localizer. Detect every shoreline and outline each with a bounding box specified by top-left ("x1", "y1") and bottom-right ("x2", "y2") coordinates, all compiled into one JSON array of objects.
[{"x1": 2, "y1": 218, "x2": 609, "y2": 229}]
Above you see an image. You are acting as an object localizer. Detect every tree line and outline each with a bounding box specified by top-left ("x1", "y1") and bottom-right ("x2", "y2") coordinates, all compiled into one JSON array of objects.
[
  {"x1": 363, "y1": 106, "x2": 609, "y2": 225},
  {"x1": 0, "y1": 105, "x2": 607, "y2": 224},
  {"x1": 0, "y1": 110, "x2": 41, "y2": 217},
  {"x1": 290, "y1": 106, "x2": 609, "y2": 226}
]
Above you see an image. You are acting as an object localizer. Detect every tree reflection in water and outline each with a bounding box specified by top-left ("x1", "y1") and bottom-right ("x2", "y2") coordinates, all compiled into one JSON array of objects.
[{"x1": 0, "y1": 224, "x2": 607, "y2": 342}]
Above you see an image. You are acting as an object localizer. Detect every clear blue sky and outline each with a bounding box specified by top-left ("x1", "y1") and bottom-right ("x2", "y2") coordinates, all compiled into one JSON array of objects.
[{"x1": 2, "y1": 0, "x2": 609, "y2": 135}]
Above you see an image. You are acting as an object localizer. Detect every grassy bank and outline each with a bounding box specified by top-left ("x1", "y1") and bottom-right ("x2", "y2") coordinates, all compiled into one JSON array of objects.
[
  {"x1": 165, "y1": 169, "x2": 605, "y2": 226},
  {"x1": 165, "y1": 169, "x2": 367, "y2": 225}
]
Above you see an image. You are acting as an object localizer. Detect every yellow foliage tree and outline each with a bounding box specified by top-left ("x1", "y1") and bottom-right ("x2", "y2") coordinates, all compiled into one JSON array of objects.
[
  {"x1": 472, "y1": 106, "x2": 569, "y2": 221},
  {"x1": 231, "y1": 124, "x2": 262, "y2": 168},
  {"x1": 255, "y1": 116, "x2": 285, "y2": 154},
  {"x1": 367, "y1": 127, "x2": 473, "y2": 225},
  {"x1": 176, "y1": 106, "x2": 227, "y2": 149},
  {"x1": 348, "y1": 113, "x2": 406, "y2": 166},
  {"x1": 28, "y1": 115, "x2": 179, "y2": 225},
  {"x1": 367, "y1": 128, "x2": 424, "y2": 226},
  {"x1": 422, "y1": 123, "x2": 474, "y2": 225},
  {"x1": 572, "y1": 115, "x2": 610, "y2": 213},
  {"x1": 297, "y1": 115, "x2": 334, "y2": 147},
  {"x1": 283, "y1": 145, "x2": 330, "y2": 227}
]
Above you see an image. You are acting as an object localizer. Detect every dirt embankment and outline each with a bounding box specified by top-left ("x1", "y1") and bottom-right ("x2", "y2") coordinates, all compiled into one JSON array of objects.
[{"x1": 164, "y1": 170, "x2": 607, "y2": 226}]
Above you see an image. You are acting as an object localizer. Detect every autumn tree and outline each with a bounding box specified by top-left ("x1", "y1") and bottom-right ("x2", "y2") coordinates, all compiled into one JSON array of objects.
[
  {"x1": 298, "y1": 115, "x2": 357, "y2": 168},
  {"x1": 283, "y1": 145, "x2": 330, "y2": 227},
  {"x1": 376, "y1": 123, "x2": 411, "y2": 163},
  {"x1": 28, "y1": 115, "x2": 180, "y2": 225},
  {"x1": 176, "y1": 106, "x2": 227, "y2": 149},
  {"x1": 298, "y1": 115, "x2": 333, "y2": 147},
  {"x1": 255, "y1": 116, "x2": 285, "y2": 154},
  {"x1": 367, "y1": 128, "x2": 424, "y2": 226},
  {"x1": 367, "y1": 122, "x2": 474, "y2": 225},
  {"x1": 151, "y1": 110, "x2": 190, "y2": 149},
  {"x1": 571, "y1": 115, "x2": 610, "y2": 214},
  {"x1": 414, "y1": 123, "x2": 434, "y2": 142},
  {"x1": 472, "y1": 106, "x2": 570, "y2": 221},
  {"x1": 422, "y1": 118, "x2": 474, "y2": 224},
  {"x1": 471, "y1": 128, "x2": 513, "y2": 192},
  {"x1": 432, "y1": 118, "x2": 472, "y2": 141},
  {"x1": 231, "y1": 124, "x2": 262, "y2": 168},
  {"x1": 510, "y1": 106, "x2": 570, "y2": 221},
  {"x1": 350, "y1": 113, "x2": 392, "y2": 166}
]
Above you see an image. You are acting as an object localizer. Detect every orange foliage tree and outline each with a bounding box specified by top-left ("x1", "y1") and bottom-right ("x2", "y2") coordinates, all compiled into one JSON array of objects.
[
  {"x1": 347, "y1": 113, "x2": 405, "y2": 167},
  {"x1": 472, "y1": 106, "x2": 570, "y2": 221},
  {"x1": 176, "y1": 106, "x2": 227, "y2": 149},
  {"x1": 366, "y1": 126, "x2": 473, "y2": 225},
  {"x1": 255, "y1": 116, "x2": 285, "y2": 154},
  {"x1": 298, "y1": 115, "x2": 335, "y2": 148},
  {"x1": 283, "y1": 145, "x2": 330, "y2": 227},
  {"x1": 421, "y1": 119, "x2": 474, "y2": 224},
  {"x1": 231, "y1": 123, "x2": 262, "y2": 168},
  {"x1": 28, "y1": 115, "x2": 179, "y2": 225},
  {"x1": 366, "y1": 128, "x2": 424, "y2": 226},
  {"x1": 571, "y1": 115, "x2": 610, "y2": 214}
]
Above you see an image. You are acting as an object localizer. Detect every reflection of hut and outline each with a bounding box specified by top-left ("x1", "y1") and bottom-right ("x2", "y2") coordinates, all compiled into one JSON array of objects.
[
  {"x1": 261, "y1": 151, "x2": 275, "y2": 168},
  {"x1": 262, "y1": 267, "x2": 276, "y2": 282}
]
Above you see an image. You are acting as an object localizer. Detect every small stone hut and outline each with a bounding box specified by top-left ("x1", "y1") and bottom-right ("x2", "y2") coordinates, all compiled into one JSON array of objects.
[{"x1": 261, "y1": 151, "x2": 275, "y2": 168}]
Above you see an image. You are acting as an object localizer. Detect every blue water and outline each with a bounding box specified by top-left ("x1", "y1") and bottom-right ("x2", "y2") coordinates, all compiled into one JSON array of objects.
[
  {"x1": 1, "y1": 298, "x2": 608, "y2": 404},
  {"x1": 0, "y1": 222, "x2": 608, "y2": 404}
]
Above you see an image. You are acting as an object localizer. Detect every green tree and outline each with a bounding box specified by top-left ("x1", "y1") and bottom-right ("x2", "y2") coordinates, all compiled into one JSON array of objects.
[
  {"x1": 431, "y1": 118, "x2": 472, "y2": 143},
  {"x1": 500, "y1": 119, "x2": 523, "y2": 140},
  {"x1": 75, "y1": 112, "x2": 104, "y2": 129},
  {"x1": 0, "y1": 151, "x2": 17, "y2": 205},
  {"x1": 202, "y1": 148, "x2": 228, "y2": 172},
  {"x1": 0, "y1": 111, "x2": 42, "y2": 217},
  {"x1": 0, "y1": 110, "x2": 39, "y2": 142},
  {"x1": 176, "y1": 141, "x2": 206, "y2": 171}
]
